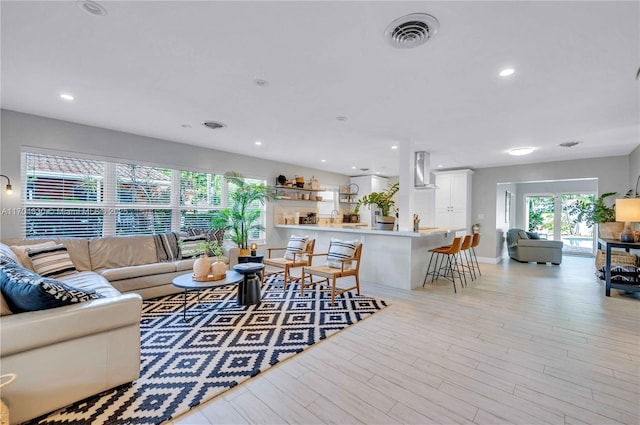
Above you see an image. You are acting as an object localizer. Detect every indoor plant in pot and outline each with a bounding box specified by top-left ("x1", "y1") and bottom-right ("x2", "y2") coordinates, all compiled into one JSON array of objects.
[
  {"x1": 354, "y1": 182, "x2": 399, "y2": 230},
  {"x1": 571, "y1": 192, "x2": 623, "y2": 239},
  {"x1": 219, "y1": 172, "x2": 274, "y2": 255}
]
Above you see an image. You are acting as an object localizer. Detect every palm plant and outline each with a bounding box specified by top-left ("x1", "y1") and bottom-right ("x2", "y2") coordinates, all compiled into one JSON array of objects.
[{"x1": 219, "y1": 172, "x2": 274, "y2": 250}]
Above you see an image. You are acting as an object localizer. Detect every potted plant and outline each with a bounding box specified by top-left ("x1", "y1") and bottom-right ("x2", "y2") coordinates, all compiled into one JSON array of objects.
[
  {"x1": 219, "y1": 172, "x2": 274, "y2": 255},
  {"x1": 354, "y1": 182, "x2": 399, "y2": 230},
  {"x1": 570, "y1": 192, "x2": 623, "y2": 238}
]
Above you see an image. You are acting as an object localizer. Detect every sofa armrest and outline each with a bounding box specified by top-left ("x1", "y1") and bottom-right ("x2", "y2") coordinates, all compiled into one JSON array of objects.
[
  {"x1": 0, "y1": 293, "x2": 142, "y2": 356},
  {"x1": 224, "y1": 246, "x2": 240, "y2": 268}
]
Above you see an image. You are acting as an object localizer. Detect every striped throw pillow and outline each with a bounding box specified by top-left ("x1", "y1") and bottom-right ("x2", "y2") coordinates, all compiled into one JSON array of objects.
[
  {"x1": 284, "y1": 235, "x2": 308, "y2": 260},
  {"x1": 27, "y1": 244, "x2": 77, "y2": 278},
  {"x1": 325, "y1": 239, "x2": 358, "y2": 269},
  {"x1": 179, "y1": 235, "x2": 207, "y2": 259}
]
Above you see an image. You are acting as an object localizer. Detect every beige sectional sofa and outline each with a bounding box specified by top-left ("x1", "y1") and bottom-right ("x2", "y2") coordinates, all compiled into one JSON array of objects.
[{"x1": 0, "y1": 234, "x2": 239, "y2": 424}]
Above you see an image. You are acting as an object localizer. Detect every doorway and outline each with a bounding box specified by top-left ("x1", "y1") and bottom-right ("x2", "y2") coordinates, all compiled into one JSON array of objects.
[{"x1": 525, "y1": 193, "x2": 595, "y2": 255}]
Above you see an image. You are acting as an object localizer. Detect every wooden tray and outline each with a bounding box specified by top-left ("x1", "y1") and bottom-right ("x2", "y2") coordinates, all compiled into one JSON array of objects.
[{"x1": 192, "y1": 272, "x2": 226, "y2": 282}]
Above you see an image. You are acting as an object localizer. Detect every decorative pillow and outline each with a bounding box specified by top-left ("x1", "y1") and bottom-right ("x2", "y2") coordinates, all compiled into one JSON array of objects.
[
  {"x1": 0, "y1": 262, "x2": 101, "y2": 313},
  {"x1": 28, "y1": 244, "x2": 77, "y2": 279},
  {"x1": 10, "y1": 241, "x2": 57, "y2": 270},
  {"x1": 0, "y1": 243, "x2": 19, "y2": 265},
  {"x1": 284, "y1": 235, "x2": 308, "y2": 260},
  {"x1": 154, "y1": 232, "x2": 180, "y2": 262},
  {"x1": 325, "y1": 239, "x2": 358, "y2": 270},
  {"x1": 517, "y1": 231, "x2": 529, "y2": 240},
  {"x1": 597, "y1": 264, "x2": 640, "y2": 283},
  {"x1": 179, "y1": 235, "x2": 207, "y2": 259},
  {"x1": 0, "y1": 255, "x2": 17, "y2": 266},
  {"x1": 526, "y1": 232, "x2": 541, "y2": 240},
  {"x1": 185, "y1": 228, "x2": 226, "y2": 251}
]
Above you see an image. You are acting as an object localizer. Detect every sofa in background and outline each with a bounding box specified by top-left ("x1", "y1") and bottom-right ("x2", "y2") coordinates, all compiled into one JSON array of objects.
[
  {"x1": 506, "y1": 228, "x2": 563, "y2": 265},
  {"x1": 0, "y1": 233, "x2": 239, "y2": 424}
]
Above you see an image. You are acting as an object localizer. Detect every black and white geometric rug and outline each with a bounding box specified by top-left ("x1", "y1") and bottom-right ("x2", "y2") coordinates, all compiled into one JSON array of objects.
[{"x1": 27, "y1": 274, "x2": 388, "y2": 424}]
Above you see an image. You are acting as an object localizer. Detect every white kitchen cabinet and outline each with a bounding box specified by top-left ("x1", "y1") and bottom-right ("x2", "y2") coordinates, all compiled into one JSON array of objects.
[{"x1": 434, "y1": 169, "x2": 473, "y2": 231}]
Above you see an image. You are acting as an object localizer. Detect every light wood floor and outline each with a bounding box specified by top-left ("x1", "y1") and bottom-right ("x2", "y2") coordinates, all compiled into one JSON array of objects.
[{"x1": 170, "y1": 255, "x2": 640, "y2": 425}]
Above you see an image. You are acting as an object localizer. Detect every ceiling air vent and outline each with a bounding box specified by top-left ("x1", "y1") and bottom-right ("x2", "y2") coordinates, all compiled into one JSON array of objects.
[
  {"x1": 384, "y1": 13, "x2": 439, "y2": 49},
  {"x1": 201, "y1": 121, "x2": 226, "y2": 130}
]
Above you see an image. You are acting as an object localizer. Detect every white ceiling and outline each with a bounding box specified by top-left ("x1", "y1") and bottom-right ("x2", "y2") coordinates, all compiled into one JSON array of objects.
[{"x1": 1, "y1": 1, "x2": 639, "y2": 177}]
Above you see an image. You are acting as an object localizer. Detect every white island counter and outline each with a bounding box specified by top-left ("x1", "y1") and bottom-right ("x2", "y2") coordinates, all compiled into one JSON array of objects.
[{"x1": 272, "y1": 224, "x2": 463, "y2": 290}]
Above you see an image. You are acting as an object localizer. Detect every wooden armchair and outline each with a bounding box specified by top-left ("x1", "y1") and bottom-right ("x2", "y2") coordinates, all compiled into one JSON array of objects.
[
  {"x1": 262, "y1": 238, "x2": 315, "y2": 291},
  {"x1": 301, "y1": 241, "x2": 363, "y2": 304}
]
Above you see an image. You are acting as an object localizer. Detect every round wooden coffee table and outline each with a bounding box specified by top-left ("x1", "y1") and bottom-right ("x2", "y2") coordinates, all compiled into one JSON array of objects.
[{"x1": 172, "y1": 271, "x2": 243, "y2": 322}]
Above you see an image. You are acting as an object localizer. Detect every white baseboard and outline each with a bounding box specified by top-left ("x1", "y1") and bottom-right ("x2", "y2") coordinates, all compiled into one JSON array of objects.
[{"x1": 477, "y1": 256, "x2": 505, "y2": 264}]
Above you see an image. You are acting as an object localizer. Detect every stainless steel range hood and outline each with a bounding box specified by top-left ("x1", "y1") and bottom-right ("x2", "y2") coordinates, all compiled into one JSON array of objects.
[{"x1": 414, "y1": 151, "x2": 438, "y2": 189}]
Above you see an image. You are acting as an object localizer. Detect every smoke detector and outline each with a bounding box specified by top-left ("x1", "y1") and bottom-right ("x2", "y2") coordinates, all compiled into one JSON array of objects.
[
  {"x1": 384, "y1": 13, "x2": 439, "y2": 49},
  {"x1": 201, "y1": 121, "x2": 226, "y2": 130}
]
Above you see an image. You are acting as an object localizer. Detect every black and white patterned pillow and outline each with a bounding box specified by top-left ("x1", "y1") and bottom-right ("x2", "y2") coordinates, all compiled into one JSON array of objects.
[
  {"x1": 284, "y1": 235, "x2": 308, "y2": 260},
  {"x1": 325, "y1": 238, "x2": 358, "y2": 269},
  {"x1": 0, "y1": 262, "x2": 101, "y2": 313},
  {"x1": 179, "y1": 235, "x2": 207, "y2": 259},
  {"x1": 597, "y1": 264, "x2": 640, "y2": 283},
  {"x1": 27, "y1": 244, "x2": 77, "y2": 278}
]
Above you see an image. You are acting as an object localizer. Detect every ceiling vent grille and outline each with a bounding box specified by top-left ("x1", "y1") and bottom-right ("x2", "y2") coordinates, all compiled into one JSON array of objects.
[
  {"x1": 201, "y1": 121, "x2": 226, "y2": 130},
  {"x1": 385, "y1": 13, "x2": 439, "y2": 49}
]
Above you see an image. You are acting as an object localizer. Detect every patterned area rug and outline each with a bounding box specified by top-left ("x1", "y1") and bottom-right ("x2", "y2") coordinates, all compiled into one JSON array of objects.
[{"x1": 27, "y1": 274, "x2": 388, "y2": 424}]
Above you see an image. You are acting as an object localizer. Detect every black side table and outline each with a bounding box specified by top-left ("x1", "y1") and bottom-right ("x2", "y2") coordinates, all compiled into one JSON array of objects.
[
  {"x1": 238, "y1": 255, "x2": 264, "y2": 264},
  {"x1": 233, "y1": 263, "x2": 265, "y2": 306}
]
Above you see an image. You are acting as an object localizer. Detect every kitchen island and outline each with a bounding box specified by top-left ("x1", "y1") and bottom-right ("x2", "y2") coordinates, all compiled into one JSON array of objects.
[{"x1": 273, "y1": 224, "x2": 463, "y2": 290}]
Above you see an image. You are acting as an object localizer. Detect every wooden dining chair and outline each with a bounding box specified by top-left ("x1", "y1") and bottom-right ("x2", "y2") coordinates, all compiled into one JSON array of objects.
[
  {"x1": 262, "y1": 237, "x2": 315, "y2": 291},
  {"x1": 301, "y1": 240, "x2": 363, "y2": 304}
]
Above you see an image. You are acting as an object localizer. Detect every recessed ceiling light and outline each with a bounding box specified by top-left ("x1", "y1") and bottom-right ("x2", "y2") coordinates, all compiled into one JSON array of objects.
[
  {"x1": 321, "y1": 159, "x2": 326, "y2": 163},
  {"x1": 336, "y1": 116, "x2": 348, "y2": 121},
  {"x1": 391, "y1": 146, "x2": 398, "y2": 150},
  {"x1": 375, "y1": 172, "x2": 381, "y2": 175},
  {"x1": 254, "y1": 79, "x2": 269, "y2": 87},
  {"x1": 76, "y1": 0, "x2": 107, "y2": 16},
  {"x1": 351, "y1": 166, "x2": 357, "y2": 169},
  {"x1": 437, "y1": 165, "x2": 444, "y2": 168},
  {"x1": 60, "y1": 93, "x2": 74, "y2": 101},
  {"x1": 255, "y1": 140, "x2": 262, "y2": 146},
  {"x1": 499, "y1": 68, "x2": 515, "y2": 77},
  {"x1": 509, "y1": 147, "x2": 534, "y2": 156}
]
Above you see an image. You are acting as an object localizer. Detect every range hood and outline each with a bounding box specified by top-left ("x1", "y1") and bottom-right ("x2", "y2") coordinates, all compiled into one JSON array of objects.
[{"x1": 414, "y1": 151, "x2": 438, "y2": 189}]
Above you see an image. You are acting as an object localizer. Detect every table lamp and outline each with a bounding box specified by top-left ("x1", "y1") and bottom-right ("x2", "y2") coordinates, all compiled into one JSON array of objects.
[
  {"x1": 250, "y1": 243, "x2": 257, "y2": 256},
  {"x1": 615, "y1": 198, "x2": 640, "y2": 242}
]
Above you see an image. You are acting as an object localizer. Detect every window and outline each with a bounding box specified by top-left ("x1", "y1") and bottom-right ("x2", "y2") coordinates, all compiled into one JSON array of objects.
[{"x1": 21, "y1": 151, "x2": 267, "y2": 243}]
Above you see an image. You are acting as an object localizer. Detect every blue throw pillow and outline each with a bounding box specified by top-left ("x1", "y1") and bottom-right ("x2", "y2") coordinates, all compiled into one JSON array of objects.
[{"x1": 0, "y1": 262, "x2": 101, "y2": 313}]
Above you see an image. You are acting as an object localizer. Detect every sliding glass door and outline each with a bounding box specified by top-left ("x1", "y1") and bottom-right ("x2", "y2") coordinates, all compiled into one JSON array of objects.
[{"x1": 525, "y1": 193, "x2": 595, "y2": 255}]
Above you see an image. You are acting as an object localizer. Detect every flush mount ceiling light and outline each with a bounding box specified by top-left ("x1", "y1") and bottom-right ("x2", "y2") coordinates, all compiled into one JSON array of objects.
[
  {"x1": 559, "y1": 141, "x2": 582, "y2": 148},
  {"x1": 60, "y1": 93, "x2": 74, "y2": 101},
  {"x1": 509, "y1": 147, "x2": 534, "y2": 156},
  {"x1": 201, "y1": 121, "x2": 226, "y2": 130},
  {"x1": 384, "y1": 13, "x2": 439, "y2": 49},
  {"x1": 499, "y1": 68, "x2": 515, "y2": 77},
  {"x1": 76, "y1": 0, "x2": 107, "y2": 16},
  {"x1": 254, "y1": 79, "x2": 269, "y2": 87}
]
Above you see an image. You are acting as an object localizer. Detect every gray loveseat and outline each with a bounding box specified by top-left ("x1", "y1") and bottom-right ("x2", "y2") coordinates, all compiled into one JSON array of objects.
[{"x1": 506, "y1": 228, "x2": 563, "y2": 265}]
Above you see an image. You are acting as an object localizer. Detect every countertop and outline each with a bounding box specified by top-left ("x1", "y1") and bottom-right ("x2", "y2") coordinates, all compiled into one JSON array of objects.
[{"x1": 274, "y1": 224, "x2": 463, "y2": 238}]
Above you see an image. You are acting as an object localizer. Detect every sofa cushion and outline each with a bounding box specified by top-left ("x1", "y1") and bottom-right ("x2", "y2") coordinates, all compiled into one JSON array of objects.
[
  {"x1": 89, "y1": 235, "x2": 157, "y2": 270},
  {"x1": 28, "y1": 244, "x2": 77, "y2": 279},
  {"x1": 0, "y1": 262, "x2": 101, "y2": 313},
  {"x1": 59, "y1": 271, "x2": 121, "y2": 298},
  {"x1": 179, "y1": 235, "x2": 207, "y2": 259},
  {"x1": 99, "y1": 262, "x2": 177, "y2": 282},
  {"x1": 10, "y1": 241, "x2": 57, "y2": 270},
  {"x1": 56, "y1": 237, "x2": 92, "y2": 271},
  {"x1": 0, "y1": 292, "x2": 13, "y2": 316}
]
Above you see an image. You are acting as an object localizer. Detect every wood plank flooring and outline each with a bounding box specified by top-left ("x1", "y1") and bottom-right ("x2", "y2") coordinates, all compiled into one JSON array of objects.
[{"x1": 169, "y1": 255, "x2": 640, "y2": 425}]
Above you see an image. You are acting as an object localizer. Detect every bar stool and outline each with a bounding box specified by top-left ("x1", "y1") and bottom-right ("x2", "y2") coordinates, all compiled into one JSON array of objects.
[
  {"x1": 470, "y1": 232, "x2": 481, "y2": 276},
  {"x1": 423, "y1": 237, "x2": 466, "y2": 293},
  {"x1": 458, "y1": 234, "x2": 476, "y2": 281}
]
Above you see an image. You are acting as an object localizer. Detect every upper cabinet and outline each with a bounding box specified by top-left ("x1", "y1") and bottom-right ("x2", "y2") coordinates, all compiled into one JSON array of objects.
[{"x1": 434, "y1": 169, "x2": 473, "y2": 231}]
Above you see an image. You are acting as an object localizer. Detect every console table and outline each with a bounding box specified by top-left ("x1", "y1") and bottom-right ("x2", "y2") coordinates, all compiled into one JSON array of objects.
[{"x1": 598, "y1": 238, "x2": 640, "y2": 296}]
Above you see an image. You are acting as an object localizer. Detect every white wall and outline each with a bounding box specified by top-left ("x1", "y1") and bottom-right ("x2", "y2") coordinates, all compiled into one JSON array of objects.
[{"x1": 0, "y1": 110, "x2": 350, "y2": 247}]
